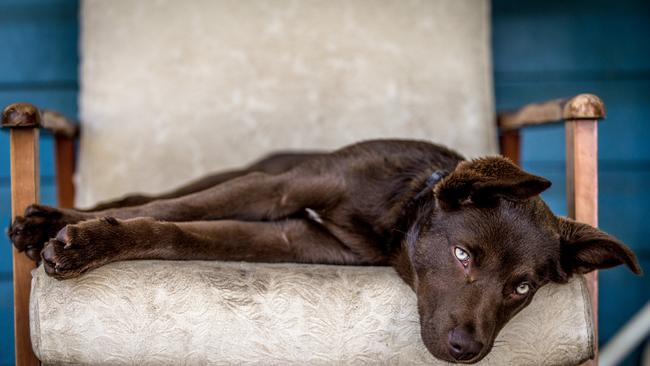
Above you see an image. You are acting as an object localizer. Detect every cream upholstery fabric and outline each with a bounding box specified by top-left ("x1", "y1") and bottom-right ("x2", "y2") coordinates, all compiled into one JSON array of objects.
[
  {"x1": 28, "y1": 1, "x2": 593, "y2": 364},
  {"x1": 30, "y1": 261, "x2": 593, "y2": 365},
  {"x1": 76, "y1": 0, "x2": 496, "y2": 206}
]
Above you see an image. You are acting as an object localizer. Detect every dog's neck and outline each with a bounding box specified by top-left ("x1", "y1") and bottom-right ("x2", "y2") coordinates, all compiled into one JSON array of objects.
[
  {"x1": 391, "y1": 170, "x2": 449, "y2": 288},
  {"x1": 412, "y1": 170, "x2": 449, "y2": 201},
  {"x1": 399, "y1": 169, "x2": 449, "y2": 227}
]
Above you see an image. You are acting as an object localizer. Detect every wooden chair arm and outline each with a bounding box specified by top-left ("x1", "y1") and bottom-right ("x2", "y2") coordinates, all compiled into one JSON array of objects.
[
  {"x1": 1, "y1": 103, "x2": 41, "y2": 366},
  {"x1": 41, "y1": 110, "x2": 79, "y2": 139},
  {"x1": 497, "y1": 93, "x2": 606, "y2": 131}
]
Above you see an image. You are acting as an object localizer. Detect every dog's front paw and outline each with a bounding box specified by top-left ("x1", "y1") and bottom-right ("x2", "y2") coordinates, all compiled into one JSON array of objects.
[
  {"x1": 8, "y1": 204, "x2": 71, "y2": 261},
  {"x1": 41, "y1": 219, "x2": 119, "y2": 280}
]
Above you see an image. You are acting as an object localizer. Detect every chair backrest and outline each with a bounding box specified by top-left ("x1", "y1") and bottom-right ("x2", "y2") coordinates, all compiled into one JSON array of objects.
[{"x1": 76, "y1": 0, "x2": 495, "y2": 207}]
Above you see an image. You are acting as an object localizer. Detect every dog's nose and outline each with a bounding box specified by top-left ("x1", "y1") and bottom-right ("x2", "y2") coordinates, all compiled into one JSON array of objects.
[{"x1": 448, "y1": 329, "x2": 483, "y2": 361}]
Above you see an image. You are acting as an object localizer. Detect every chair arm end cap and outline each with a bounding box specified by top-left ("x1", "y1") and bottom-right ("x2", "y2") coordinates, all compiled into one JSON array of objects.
[
  {"x1": 2, "y1": 103, "x2": 42, "y2": 128},
  {"x1": 563, "y1": 94, "x2": 606, "y2": 120}
]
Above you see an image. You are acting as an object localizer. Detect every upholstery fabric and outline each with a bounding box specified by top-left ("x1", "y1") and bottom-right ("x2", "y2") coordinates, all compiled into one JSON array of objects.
[
  {"x1": 76, "y1": 0, "x2": 496, "y2": 207},
  {"x1": 31, "y1": 261, "x2": 593, "y2": 365}
]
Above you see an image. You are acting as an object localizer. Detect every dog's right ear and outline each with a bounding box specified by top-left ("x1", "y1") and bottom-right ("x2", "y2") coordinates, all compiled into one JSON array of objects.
[{"x1": 434, "y1": 156, "x2": 551, "y2": 210}]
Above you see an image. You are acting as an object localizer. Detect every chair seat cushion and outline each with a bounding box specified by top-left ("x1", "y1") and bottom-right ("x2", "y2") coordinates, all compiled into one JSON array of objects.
[{"x1": 30, "y1": 260, "x2": 593, "y2": 365}]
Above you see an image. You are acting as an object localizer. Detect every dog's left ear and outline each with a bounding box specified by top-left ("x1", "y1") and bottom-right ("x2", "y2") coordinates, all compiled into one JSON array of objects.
[
  {"x1": 435, "y1": 156, "x2": 551, "y2": 209},
  {"x1": 557, "y1": 217, "x2": 642, "y2": 277}
]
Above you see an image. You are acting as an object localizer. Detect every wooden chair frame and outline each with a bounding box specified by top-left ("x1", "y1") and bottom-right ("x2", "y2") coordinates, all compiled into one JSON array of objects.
[{"x1": 2, "y1": 93, "x2": 605, "y2": 365}]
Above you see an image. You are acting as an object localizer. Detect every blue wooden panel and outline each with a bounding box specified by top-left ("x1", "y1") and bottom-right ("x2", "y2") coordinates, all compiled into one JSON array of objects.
[
  {"x1": 0, "y1": 89, "x2": 77, "y2": 117},
  {"x1": 0, "y1": 0, "x2": 78, "y2": 85},
  {"x1": 493, "y1": 0, "x2": 650, "y2": 75},
  {"x1": 0, "y1": 281, "x2": 14, "y2": 366}
]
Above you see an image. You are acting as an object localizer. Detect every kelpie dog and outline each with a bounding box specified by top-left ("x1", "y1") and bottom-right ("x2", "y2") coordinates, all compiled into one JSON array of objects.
[{"x1": 8, "y1": 139, "x2": 641, "y2": 363}]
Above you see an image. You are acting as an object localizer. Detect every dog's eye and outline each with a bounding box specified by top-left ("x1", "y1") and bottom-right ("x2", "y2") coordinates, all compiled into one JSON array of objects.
[
  {"x1": 515, "y1": 282, "x2": 530, "y2": 295},
  {"x1": 454, "y1": 247, "x2": 470, "y2": 266}
]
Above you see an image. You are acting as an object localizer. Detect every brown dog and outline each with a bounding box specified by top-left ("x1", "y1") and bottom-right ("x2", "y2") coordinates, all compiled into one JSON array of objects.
[{"x1": 8, "y1": 139, "x2": 641, "y2": 363}]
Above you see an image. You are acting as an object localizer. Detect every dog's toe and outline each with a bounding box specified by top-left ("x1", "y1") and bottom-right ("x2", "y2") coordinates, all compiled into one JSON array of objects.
[
  {"x1": 41, "y1": 240, "x2": 58, "y2": 265},
  {"x1": 56, "y1": 226, "x2": 71, "y2": 247},
  {"x1": 25, "y1": 204, "x2": 59, "y2": 218},
  {"x1": 25, "y1": 246, "x2": 42, "y2": 262}
]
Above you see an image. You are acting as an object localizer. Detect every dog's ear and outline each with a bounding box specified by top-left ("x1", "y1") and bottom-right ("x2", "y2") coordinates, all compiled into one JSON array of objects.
[
  {"x1": 434, "y1": 156, "x2": 551, "y2": 210},
  {"x1": 557, "y1": 217, "x2": 642, "y2": 278}
]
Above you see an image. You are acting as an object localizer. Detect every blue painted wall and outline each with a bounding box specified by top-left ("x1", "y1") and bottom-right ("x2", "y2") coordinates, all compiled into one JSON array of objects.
[
  {"x1": 0, "y1": 0, "x2": 648, "y2": 365},
  {"x1": 0, "y1": 0, "x2": 78, "y2": 364},
  {"x1": 493, "y1": 0, "x2": 650, "y2": 364}
]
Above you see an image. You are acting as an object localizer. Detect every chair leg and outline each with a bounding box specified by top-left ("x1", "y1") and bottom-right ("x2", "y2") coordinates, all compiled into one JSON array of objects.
[
  {"x1": 9, "y1": 128, "x2": 41, "y2": 366},
  {"x1": 55, "y1": 136, "x2": 75, "y2": 208},
  {"x1": 566, "y1": 119, "x2": 599, "y2": 365},
  {"x1": 499, "y1": 129, "x2": 521, "y2": 166}
]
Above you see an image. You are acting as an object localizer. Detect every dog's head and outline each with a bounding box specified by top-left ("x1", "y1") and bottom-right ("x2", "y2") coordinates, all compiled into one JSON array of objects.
[{"x1": 404, "y1": 157, "x2": 641, "y2": 363}]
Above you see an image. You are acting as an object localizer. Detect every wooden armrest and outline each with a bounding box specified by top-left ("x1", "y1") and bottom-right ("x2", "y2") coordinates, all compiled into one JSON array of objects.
[
  {"x1": 42, "y1": 110, "x2": 79, "y2": 138},
  {"x1": 1, "y1": 103, "x2": 41, "y2": 366},
  {"x1": 498, "y1": 93, "x2": 606, "y2": 131},
  {"x1": 3, "y1": 102, "x2": 79, "y2": 138},
  {"x1": 2, "y1": 103, "x2": 42, "y2": 128}
]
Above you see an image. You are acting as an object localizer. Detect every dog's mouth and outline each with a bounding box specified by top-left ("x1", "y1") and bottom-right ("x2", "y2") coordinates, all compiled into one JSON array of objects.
[
  {"x1": 423, "y1": 345, "x2": 489, "y2": 364},
  {"x1": 445, "y1": 352, "x2": 487, "y2": 364}
]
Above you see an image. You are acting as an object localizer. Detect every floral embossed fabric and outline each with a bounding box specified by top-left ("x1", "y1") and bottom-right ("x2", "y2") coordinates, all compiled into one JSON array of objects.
[{"x1": 31, "y1": 261, "x2": 593, "y2": 365}]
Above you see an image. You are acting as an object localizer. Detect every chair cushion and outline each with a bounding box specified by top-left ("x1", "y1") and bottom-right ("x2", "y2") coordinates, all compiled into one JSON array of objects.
[{"x1": 31, "y1": 260, "x2": 593, "y2": 365}]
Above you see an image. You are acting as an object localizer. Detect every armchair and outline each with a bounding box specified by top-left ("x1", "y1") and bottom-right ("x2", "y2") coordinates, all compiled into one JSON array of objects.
[
  {"x1": 2, "y1": 1, "x2": 604, "y2": 365},
  {"x1": 3, "y1": 95, "x2": 604, "y2": 366}
]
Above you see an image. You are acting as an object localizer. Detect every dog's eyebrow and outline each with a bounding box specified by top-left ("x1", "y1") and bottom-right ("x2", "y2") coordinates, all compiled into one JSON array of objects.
[{"x1": 508, "y1": 268, "x2": 537, "y2": 283}]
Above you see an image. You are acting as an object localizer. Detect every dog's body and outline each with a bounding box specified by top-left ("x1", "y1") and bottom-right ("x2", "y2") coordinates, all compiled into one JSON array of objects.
[{"x1": 9, "y1": 139, "x2": 640, "y2": 363}]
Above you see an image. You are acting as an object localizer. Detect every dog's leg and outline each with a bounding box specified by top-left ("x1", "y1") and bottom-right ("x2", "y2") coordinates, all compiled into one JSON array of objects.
[
  {"x1": 11, "y1": 168, "x2": 273, "y2": 260},
  {"x1": 11, "y1": 168, "x2": 339, "y2": 260},
  {"x1": 84, "y1": 170, "x2": 342, "y2": 222},
  {"x1": 41, "y1": 217, "x2": 363, "y2": 279}
]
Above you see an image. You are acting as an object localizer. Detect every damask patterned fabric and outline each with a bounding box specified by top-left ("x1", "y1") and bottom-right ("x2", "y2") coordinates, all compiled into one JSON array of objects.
[{"x1": 31, "y1": 261, "x2": 593, "y2": 365}]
